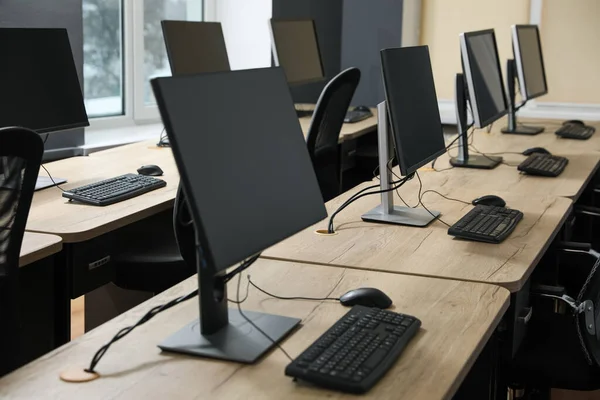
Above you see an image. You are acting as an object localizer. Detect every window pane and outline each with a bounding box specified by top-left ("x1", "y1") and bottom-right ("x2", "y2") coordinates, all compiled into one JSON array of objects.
[
  {"x1": 144, "y1": 0, "x2": 203, "y2": 106},
  {"x1": 82, "y1": 0, "x2": 124, "y2": 118}
]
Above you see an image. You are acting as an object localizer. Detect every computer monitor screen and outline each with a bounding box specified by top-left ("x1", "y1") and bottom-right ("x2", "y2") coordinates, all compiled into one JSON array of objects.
[
  {"x1": 381, "y1": 46, "x2": 446, "y2": 176},
  {"x1": 0, "y1": 28, "x2": 89, "y2": 134},
  {"x1": 512, "y1": 24, "x2": 547, "y2": 101},
  {"x1": 460, "y1": 29, "x2": 508, "y2": 128},
  {"x1": 162, "y1": 21, "x2": 231, "y2": 75},
  {"x1": 152, "y1": 68, "x2": 326, "y2": 272},
  {"x1": 269, "y1": 19, "x2": 325, "y2": 85}
]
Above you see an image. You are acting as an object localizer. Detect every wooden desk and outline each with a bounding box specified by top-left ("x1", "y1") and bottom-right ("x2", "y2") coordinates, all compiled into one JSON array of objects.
[
  {"x1": 264, "y1": 182, "x2": 571, "y2": 293},
  {"x1": 424, "y1": 150, "x2": 600, "y2": 200},
  {"x1": 0, "y1": 259, "x2": 509, "y2": 399},
  {"x1": 297, "y1": 104, "x2": 378, "y2": 143},
  {"x1": 27, "y1": 141, "x2": 178, "y2": 242},
  {"x1": 19, "y1": 232, "x2": 62, "y2": 267}
]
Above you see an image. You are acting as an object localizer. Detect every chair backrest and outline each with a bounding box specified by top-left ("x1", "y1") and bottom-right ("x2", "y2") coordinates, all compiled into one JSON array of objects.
[
  {"x1": 306, "y1": 67, "x2": 361, "y2": 201},
  {"x1": 0, "y1": 127, "x2": 43, "y2": 376},
  {"x1": 173, "y1": 183, "x2": 196, "y2": 269},
  {"x1": 575, "y1": 257, "x2": 600, "y2": 367}
]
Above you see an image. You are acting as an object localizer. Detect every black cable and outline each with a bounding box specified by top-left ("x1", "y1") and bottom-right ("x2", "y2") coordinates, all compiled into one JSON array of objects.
[
  {"x1": 227, "y1": 276, "x2": 251, "y2": 304},
  {"x1": 39, "y1": 133, "x2": 67, "y2": 192},
  {"x1": 432, "y1": 125, "x2": 475, "y2": 170},
  {"x1": 327, "y1": 174, "x2": 413, "y2": 233},
  {"x1": 415, "y1": 171, "x2": 452, "y2": 228},
  {"x1": 156, "y1": 128, "x2": 169, "y2": 147},
  {"x1": 420, "y1": 189, "x2": 471, "y2": 205},
  {"x1": 85, "y1": 288, "x2": 198, "y2": 373},
  {"x1": 327, "y1": 182, "x2": 390, "y2": 233},
  {"x1": 223, "y1": 254, "x2": 261, "y2": 284},
  {"x1": 248, "y1": 275, "x2": 340, "y2": 301},
  {"x1": 235, "y1": 273, "x2": 294, "y2": 362},
  {"x1": 84, "y1": 252, "x2": 260, "y2": 373}
]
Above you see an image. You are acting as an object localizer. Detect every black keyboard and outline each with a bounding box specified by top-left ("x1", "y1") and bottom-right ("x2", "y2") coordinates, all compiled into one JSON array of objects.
[
  {"x1": 555, "y1": 123, "x2": 595, "y2": 140},
  {"x1": 518, "y1": 153, "x2": 569, "y2": 177},
  {"x1": 285, "y1": 305, "x2": 420, "y2": 394},
  {"x1": 62, "y1": 173, "x2": 166, "y2": 206},
  {"x1": 344, "y1": 109, "x2": 373, "y2": 123},
  {"x1": 448, "y1": 205, "x2": 523, "y2": 244}
]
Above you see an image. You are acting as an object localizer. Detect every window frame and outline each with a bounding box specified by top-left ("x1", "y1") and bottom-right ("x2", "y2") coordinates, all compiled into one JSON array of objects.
[{"x1": 86, "y1": 0, "x2": 204, "y2": 132}]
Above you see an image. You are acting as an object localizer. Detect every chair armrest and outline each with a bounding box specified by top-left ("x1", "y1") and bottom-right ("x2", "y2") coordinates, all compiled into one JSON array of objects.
[{"x1": 531, "y1": 284, "x2": 566, "y2": 297}]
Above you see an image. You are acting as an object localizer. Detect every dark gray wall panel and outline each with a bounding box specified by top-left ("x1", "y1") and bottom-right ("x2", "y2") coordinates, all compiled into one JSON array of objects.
[
  {"x1": 272, "y1": 0, "x2": 343, "y2": 104},
  {"x1": 341, "y1": 0, "x2": 404, "y2": 107},
  {"x1": 0, "y1": 0, "x2": 85, "y2": 151}
]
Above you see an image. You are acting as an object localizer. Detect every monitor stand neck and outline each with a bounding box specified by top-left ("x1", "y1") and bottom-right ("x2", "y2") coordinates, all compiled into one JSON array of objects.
[
  {"x1": 501, "y1": 59, "x2": 544, "y2": 135},
  {"x1": 158, "y1": 241, "x2": 300, "y2": 363},
  {"x1": 360, "y1": 101, "x2": 440, "y2": 227},
  {"x1": 450, "y1": 73, "x2": 502, "y2": 169}
]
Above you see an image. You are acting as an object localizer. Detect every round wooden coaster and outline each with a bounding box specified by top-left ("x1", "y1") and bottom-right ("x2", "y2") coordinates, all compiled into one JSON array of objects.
[{"x1": 59, "y1": 368, "x2": 100, "y2": 383}]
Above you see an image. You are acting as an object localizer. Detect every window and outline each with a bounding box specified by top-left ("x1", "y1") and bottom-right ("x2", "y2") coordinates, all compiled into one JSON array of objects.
[
  {"x1": 82, "y1": 0, "x2": 124, "y2": 118},
  {"x1": 83, "y1": 0, "x2": 202, "y2": 126},
  {"x1": 142, "y1": 0, "x2": 202, "y2": 106}
]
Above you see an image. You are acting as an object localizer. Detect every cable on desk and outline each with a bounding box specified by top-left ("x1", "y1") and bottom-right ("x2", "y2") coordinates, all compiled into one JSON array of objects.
[
  {"x1": 39, "y1": 133, "x2": 67, "y2": 192},
  {"x1": 420, "y1": 189, "x2": 471, "y2": 205},
  {"x1": 84, "y1": 288, "x2": 198, "y2": 374},
  {"x1": 247, "y1": 275, "x2": 340, "y2": 301},
  {"x1": 156, "y1": 128, "x2": 169, "y2": 147},
  {"x1": 235, "y1": 272, "x2": 294, "y2": 362},
  {"x1": 415, "y1": 172, "x2": 452, "y2": 228},
  {"x1": 84, "y1": 253, "x2": 260, "y2": 374},
  {"x1": 327, "y1": 174, "x2": 412, "y2": 234},
  {"x1": 468, "y1": 144, "x2": 521, "y2": 167}
]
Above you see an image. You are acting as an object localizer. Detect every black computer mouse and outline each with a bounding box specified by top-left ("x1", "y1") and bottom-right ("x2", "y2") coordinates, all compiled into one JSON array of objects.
[
  {"x1": 563, "y1": 119, "x2": 585, "y2": 126},
  {"x1": 472, "y1": 195, "x2": 506, "y2": 208},
  {"x1": 522, "y1": 147, "x2": 551, "y2": 156},
  {"x1": 353, "y1": 105, "x2": 372, "y2": 113},
  {"x1": 339, "y1": 288, "x2": 393, "y2": 309},
  {"x1": 137, "y1": 164, "x2": 164, "y2": 176}
]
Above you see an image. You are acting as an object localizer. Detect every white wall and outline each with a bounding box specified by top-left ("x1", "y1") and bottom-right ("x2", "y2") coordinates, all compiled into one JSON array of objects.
[{"x1": 211, "y1": 0, "x2": 272, "y2": 70}]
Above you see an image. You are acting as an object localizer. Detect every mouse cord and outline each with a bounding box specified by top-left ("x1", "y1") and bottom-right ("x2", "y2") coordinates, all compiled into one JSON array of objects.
[
  {"x1": 415, "y1": 172, "x2": 453, "y2": 228},
  {"x1": 246, "y1": 275, "x2": 340, "y2": 301}
]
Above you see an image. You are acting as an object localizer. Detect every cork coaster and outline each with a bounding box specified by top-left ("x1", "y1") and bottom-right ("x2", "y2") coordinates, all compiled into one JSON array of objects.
[{"x1": 59, "y1": 368, "x2": 100, "y2": 383}]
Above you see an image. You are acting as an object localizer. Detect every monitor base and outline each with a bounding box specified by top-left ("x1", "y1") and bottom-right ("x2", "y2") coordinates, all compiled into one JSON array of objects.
[
  {"x1": 501, "y1": 125, "x2": 544, "y2": 135},
  {"x1": 159, "y1": 309, "x2": 300, "y2": 364},
  {"x1": 35, "y1": 176, "x2": 67, "y2": 191},
  {"x1": 361, "y1": 204, "x2": 439, "y2": 227},
  {"x1": 450, "y1": 155, "x2": 501, "y2": 169}
]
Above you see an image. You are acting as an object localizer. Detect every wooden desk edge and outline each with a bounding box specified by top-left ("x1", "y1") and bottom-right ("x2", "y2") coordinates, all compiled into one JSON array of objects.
[
  {"x1": 26, "y1": 199, "x2": 174, "y2": 243},
  {"x1": 19, "y1": 235, "x2": 63, "y2": 268}
]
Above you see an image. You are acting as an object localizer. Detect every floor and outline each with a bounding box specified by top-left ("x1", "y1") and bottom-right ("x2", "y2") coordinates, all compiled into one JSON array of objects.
[{"x1": 70, "y1": 296, "x2": 85, "y2": 339}]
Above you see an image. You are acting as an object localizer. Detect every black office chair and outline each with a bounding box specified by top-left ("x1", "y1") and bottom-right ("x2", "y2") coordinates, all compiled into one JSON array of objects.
[
  {"x1": 113, "y1": 184, "x2": 195, "y2": 293},
  {"x1": 509, "y1": 252, "x2": 600, "y2": 399},
  {"x1": 306, "y1": 67, "x2": 360, "y2": 202},
  {"x1": 0, "y1": 127, "x2": 43, "y2": 377}
]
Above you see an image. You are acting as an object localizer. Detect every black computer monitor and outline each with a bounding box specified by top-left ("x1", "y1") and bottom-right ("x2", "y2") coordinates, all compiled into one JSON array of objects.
[
  {"x1": 0, "y1": 28, "x2": 89, "y2": 189},
  {"x1": 382, "y1": 47, "x2": 446, "y2": 176},
  {"x1": 513, "y1": 25, "x2": 548, "y2": 101},
  {"x1": 461, "y1": 29, "x2": 508, "y2": 129},
  {"x1": 161, "y1": 20, "x2": 231, "y2": 75},
  {"x1": 0, "y1": 28, "x2": 89, "y2": 134},
  {"x1": 450, "y1": 29, "x2": 507, "y2": 169},
  {"x1": 269, "y1": 19, "x2": 325, "y2": 86},
  {"x1": 500, "y1": 24, "x2": 547, "y2": 135},
  {"x1": 361, "y1": 46, "x2": 443, "y2": 227},
  {"x1": 151, "y1": 67, "x2": 327, "y2": 363}
]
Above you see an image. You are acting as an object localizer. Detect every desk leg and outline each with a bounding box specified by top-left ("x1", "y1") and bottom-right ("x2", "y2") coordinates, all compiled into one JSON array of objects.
[{"x1": 53, "y1": 247, "x2": 71, "y2": 347}]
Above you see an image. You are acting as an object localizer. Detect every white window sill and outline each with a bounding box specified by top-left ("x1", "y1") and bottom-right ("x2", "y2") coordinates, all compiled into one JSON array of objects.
[{"x1": 82, "y1": 122, "x2": 164, "y2": 154}]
